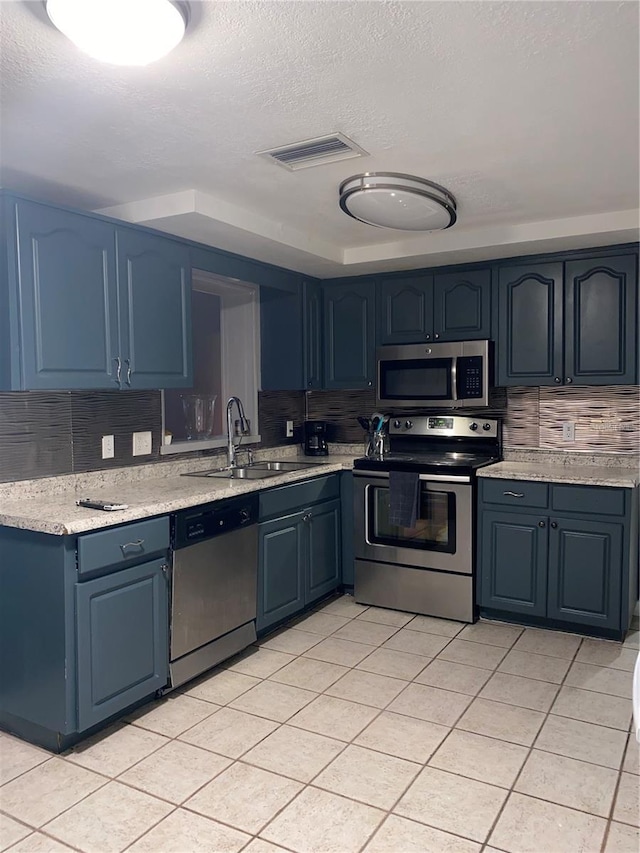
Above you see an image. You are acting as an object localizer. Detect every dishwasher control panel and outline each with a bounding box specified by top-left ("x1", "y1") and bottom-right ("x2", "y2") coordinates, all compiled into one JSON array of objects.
[{"x1": 173, "y1": 493, "x2": 259, "y2": 549}]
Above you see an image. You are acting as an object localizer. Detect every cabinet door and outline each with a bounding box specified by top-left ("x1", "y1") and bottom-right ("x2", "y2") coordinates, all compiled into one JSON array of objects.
[
  {"x1": 306, "y1": 499, "x2": 341, "y2": 605},
  {"x1": 497, "y1": 263, "x2": 564, "y2": 386},
  {"x1": 303, "y1": 280, "x2": 323, "y2": 389},
  {"x1": 479, "y1": 511, "x2": 547, "y2": 616},
  {"x1": 257, "y1": 512, "x2": 305, "y2": 632},
  {"x1": 117, "y1": 229, "x2": 192, "y2": 389},
  {"x1": 377, "y1": 276, "x2": 434, "y2": 344},
  {"x1": 13, "y1": 200, "x2": 119, "y2": 390},
  {"x1": 547, "y1": 517, "x2": 622, "y2": 630},
  {"x1": 434, "y1": 269, "x2": 491, "y2": 341},
  {"x1": 565, "y1": 255, "x2": 637, "y2": 385},
  {"x1": 323, "y1": 281, "x2": 375, "y2": 388},
  {"x1": 260, "y1": 286, "x2": 303, "y2": 391},
  {"x1": 76, "y1": 558, "x2": 169, "y2": 731}
]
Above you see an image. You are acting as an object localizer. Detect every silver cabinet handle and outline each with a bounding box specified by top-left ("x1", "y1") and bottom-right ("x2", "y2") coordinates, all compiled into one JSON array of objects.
[
  {"x1": 367, "y1": 380, "x2": 372, "y2": 386},
  {"x1": 425, "y1": 334, "x2": 431, "y2": 340},
  {"x1": 503, "y1": 491, "x2": 525, "y2": 498},
  {"x1": 434, "y1": 333, "x2": 440, "y2": 339},
  {"x1": 125, "y1": 358, "x2": 132, "y2": 386},
  {"x1": 538, "y1": 520, "x2": 546, "y2": 528},
  {"x1": 554, "y1": 377, "x2": 562, "y2": 383},
  {"x1": 160, "y1": 563, "x2": 169, "y2": 577},
  {"x1": 565, "y1": 377, "x2": 573, "y2": 384},
  {"x1": 120, "y1": 539, "x2": 144, "y2": 554},
  {"x1": 303, "y1": 513, "x2": 312, "y2": 522},
  {"x1": 113, "y1": 357, "x2": 121, "y2": 385}
]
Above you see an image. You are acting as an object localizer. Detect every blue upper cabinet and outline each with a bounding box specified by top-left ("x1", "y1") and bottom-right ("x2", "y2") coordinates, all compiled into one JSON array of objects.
[
  {"x1": 1, "y1": 196, "x2": 193, "y2": 391},
  {"x1": 7, "y1": 199, "x2": 120, "y2": 390},
  {"x1": 303, "y1": 279, "x2": 324, "y2": 389},
  {"x1": 378, "y1": 276, "x2": 433, "y2": 344},
  {"x1": 323, "y1": 280, "x2": 376, "y2": 389},
  {"x1": 116, "y1": 229, "x2": 192, "y2": 389}
]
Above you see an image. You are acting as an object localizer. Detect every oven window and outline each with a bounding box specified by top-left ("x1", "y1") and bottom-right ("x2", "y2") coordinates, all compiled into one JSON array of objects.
[
  {"x1": 368, "y1": 485, "x2": 456, "y2": 553},
  {"x1": 379, "y1": 358, "x2": 452, "y2": 400}
]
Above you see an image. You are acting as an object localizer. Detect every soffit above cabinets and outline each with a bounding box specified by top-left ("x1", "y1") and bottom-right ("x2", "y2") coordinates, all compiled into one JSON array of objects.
[{"x1": 1, "y1": 1, "x2": 638, "y2": 276}]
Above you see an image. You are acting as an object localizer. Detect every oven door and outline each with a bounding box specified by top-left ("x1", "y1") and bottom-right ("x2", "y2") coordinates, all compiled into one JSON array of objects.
[{"x1": 353, "y1": 471, "x2": 473, "y2": 574}]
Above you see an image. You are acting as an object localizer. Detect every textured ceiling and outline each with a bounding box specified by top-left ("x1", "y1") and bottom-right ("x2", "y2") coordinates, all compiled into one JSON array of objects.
[{"x1": 1, "y1": 1, "x2": 638, "y2": 275}]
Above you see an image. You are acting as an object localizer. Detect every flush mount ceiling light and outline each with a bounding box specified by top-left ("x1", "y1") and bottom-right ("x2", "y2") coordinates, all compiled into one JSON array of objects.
[
  {"x1": 338, "y1": 172, "x2": 457, "y2": 231},
  {"x1": 45, "y1": 0, "x2": 188, "y2": 66}
]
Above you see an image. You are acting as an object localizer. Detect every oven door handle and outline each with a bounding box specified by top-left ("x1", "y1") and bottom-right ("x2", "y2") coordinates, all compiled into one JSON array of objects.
[{"x1": 353, "y1": 470, "x2": 471, "y2": 484}]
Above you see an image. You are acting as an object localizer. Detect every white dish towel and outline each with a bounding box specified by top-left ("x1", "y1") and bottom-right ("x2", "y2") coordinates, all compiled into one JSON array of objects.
[{"x1": 634, "y1": 650, "x2": 640, "y2": 743}]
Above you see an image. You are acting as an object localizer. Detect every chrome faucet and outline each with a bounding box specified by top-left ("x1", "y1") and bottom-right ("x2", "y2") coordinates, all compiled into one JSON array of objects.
[{"x1": 226, "y1": 396, "x2": 250, "y2": 468}]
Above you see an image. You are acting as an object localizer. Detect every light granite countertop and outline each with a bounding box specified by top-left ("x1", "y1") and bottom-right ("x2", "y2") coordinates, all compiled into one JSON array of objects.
[{"x1": 478, "y1": 457, "x2": 640, "y2": 489}]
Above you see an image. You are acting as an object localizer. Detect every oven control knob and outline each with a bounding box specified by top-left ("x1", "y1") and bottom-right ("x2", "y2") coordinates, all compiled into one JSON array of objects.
[
  {"x1": 405, "y1": 420, "x2": 413, "y2": 430},
  {"x1": 393, "y1": 419, "x2": 401, "y2": 429},
  {"x1": 469, "y1": 422, "x2": 478, "y2": 431},
  {"x1": 482, "y1": 423, "x2": 492, "y2": 431}
]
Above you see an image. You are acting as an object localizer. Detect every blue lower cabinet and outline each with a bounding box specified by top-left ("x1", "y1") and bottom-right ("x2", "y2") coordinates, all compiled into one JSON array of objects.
[
  {"x1": 76, "y1": 558, "x2": 169, "y2": 731},
  {"x1": 257, "y1": 512, "x2": 305, "y2": 632},
  {"x1": 306, "y1": 499, "x2": 341, "y2": 605}
]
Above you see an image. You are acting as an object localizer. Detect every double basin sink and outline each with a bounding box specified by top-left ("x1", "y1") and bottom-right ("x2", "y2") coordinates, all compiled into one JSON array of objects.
[{"x1": 184, "y1": 460, "x2": 322, "y2": 481}]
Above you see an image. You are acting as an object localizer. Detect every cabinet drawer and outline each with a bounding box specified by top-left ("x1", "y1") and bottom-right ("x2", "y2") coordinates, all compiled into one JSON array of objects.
[
  {"x1": 78, "y1": 517, "x2": 170, "y2": 576},
  {"x1": 259, "y1": 475, "x2": 340, "y2": 520},
  {"x1": 481, "y1": 479, "x2": 548, "y2": 509},
  {"x1": 551, "y1": 484, "x2": 626, "y2": 517}
]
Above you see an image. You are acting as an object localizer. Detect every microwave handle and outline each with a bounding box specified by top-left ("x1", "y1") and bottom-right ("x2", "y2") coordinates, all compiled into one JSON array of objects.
[{"x1": 451, "y1": 356, "x2": 458, "y2": 402}]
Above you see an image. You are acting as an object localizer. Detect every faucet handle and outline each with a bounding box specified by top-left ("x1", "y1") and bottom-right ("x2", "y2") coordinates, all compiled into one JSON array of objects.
[{"x1": 247, "y1": 449, "x2": 254, "y2": 466}]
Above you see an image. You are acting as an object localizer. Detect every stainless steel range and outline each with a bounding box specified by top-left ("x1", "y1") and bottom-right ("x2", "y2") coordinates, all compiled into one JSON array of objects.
[{"x1": 353, "y1": 415, "x2": 501, "y2": 622}]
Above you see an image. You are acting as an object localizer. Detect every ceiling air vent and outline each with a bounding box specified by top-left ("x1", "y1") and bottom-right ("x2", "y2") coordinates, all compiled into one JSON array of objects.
[{"x1": 258, "y1": 133, "x2": 368, "y2": 171}]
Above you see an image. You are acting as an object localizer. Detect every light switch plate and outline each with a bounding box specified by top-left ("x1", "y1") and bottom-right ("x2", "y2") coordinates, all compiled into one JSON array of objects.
[
  {"x1": 101, "y1": 435, "x2": 114, "y2": 459},
  {"x1": 286, "y1": 420, "x2": 294, "y2": 438},
  {"x1": 132, "y1": 430, "x2": 152, "y2": 456},
  {"x1": 562, "y1": 422, "x2": 575, "y2": 442}
]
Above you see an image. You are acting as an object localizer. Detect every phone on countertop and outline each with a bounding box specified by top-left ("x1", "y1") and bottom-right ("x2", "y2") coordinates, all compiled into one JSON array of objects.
[{"x1": 76, "y1": 499, "x2": 129, "y2": 511}]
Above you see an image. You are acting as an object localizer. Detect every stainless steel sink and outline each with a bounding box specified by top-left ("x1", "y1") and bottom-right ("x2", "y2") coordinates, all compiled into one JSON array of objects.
[
  {"x1": 250, "y1": 460, "x2": 321, "y2": 472},
  {"x1": 183, "y1": 459, "x2": 322, "y2": 479}
]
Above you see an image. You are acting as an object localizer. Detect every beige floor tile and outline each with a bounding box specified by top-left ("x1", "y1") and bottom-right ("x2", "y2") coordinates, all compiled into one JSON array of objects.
[
  {"x1": 126, "y1": 693, "x2": 219, "y2": 737},
  {"x1": 0, "y1": 735, "x2": 51, "y2": 786},
  {"x1": 64, "y1": 723, "x2": 168, "y2": 777},
  {"x1": 325, "y1": 669, "x2": 408, "y2": 708},
  {"x1": 356, "y1": 607, "x2": 414, "y2": 628},
  {"x1": 117, "y1": 740, "x2": 231, "y2": 804},
  {"x1": 404, "y1": 614, "x2": 464, "y2": 637},
  {"x1": 383, "y1": 628, "x2": 451, "y2": 658},
  {"x1": 613, "y1": 773, "x2": 640, "y2": 827},
  {"x1": 479, "y1": 671, "x2": 559, "y2": 712},
  {"x1": 314, "y1": 744, "x2": 420, "y2": 809},
  {"x1": 259, "y1": 628, "x2": 323, "y2": 655},
  {"x1": 0, "y1": 815, "x2": 31, "y2": 851},
  {"x1": 535, "y1": 715, "x2": 627, "y2": 769},
  {"x1": 184, "y1": 669, "x2": 261, "y2": 705},
  {"x1": 354, "y1": 711, "x2": 449, "y2": 764},
  {"x1": 623, "y1": 629, "x2": 640, "y2": 650},
  {"x1": 576, "y1": 639, "x2": 637, "y2": 671},
  {"x1": 430, "y1": 729, "x2": 528, "y2": 788},
  {"x1": 229, "y1": 679, "x2": 316, "y2": 722},
  {"x1": 315, "y1": 596, "x2": 369, "y2": 618},
  {"x1": 261, "y1": 786, "x2": 384, "y2": 853},
  {"x1": 457, "y1": 621, "x2": 523, "y2": 648},
  {"x1": 43, "y1": 780, "x2": 172, "y2": 853},
  {"x1": 395, "y1": 766, "x2": 507, "y2": 842},
  {"x1": 437, "y1": 639, "x2": 507, "y2": 670},
  {"x1": 0, "y1": 758, "x2": 106, "y2": 827},
  {"x1": 388, "y1": 683, "x2": 472, "y2": 726},
  {"x1": 3, "y1": 834, "x2": 75, "y2": 852},
  {"x1": 363, "y1": 814, "x2": 481, "y2": 853},
  {"x1": 456, "y1": 698, "x2": 545, "y2": 746},
  {"x1": 605, "y1": 821, "x2": 640, "y2": 852},
  {"x1": 291, "y1": 612, "x2": 350, "y2": 636},
  {"x1": 356, "y1": 647, "x2": 431, "y2": 680},
  {"x1": 185, "y1": 762, "x2": 302, "y2": 834},
  {"x1": 565, "y1": 661, "x2": 633, "y2": 699},
  {"x1": 178, "y1": 707, "x2": 278, "y2": 758},
  {"x1": 242, "y1": 840, "x2": 290, "y2": 853},
  {"x1": 489, "y1": 792, "x2": 606, "y2": 853},
  {"x1": 269, "y1": 656, "x2": 348, "y2": 691},
  {"x1": 623, "y1": 735, "x2": 639, "y2": 775},
  {"x1": 515, "y1": 749, "x2": 618, "y2": 816},
  {"x1": 242, "y1": 724, "x2": 345, "y2": 782},
  {"x1": 415, "y1": 659, "x2": 492, "y2": 695},
  {"x1": 332, "y1": 619, "x2": 399, "y2": 646},
  {"x1": 497, "y1": 648, "x2": 571, "y2": 683},
  {"x1": 552, "y1": 685, "x2": 632, "y2": 730},
  {"x1": 303, "y1": 636, "x2": 372, "y2": 666},
  {"x1": 288, "y1": 694, "x2": 379, "y2": 741},
  {"x1": 127, "y1": 809, "x2": 249, "y2": 853},
  {"x1": 226, "y1": 647, "x2": 296, "y2": 678},
  {"x1": 512, "y1": 627, "x2": 582, "y2": 659}
]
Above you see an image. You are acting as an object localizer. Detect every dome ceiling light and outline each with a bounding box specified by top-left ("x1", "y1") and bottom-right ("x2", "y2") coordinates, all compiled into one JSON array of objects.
[
  {"x1": 338, "y1": 172, "x2": 457, "y2": 231},
  {"x1": 45, "y1": 0, "x2": 188, "y2": 66}
]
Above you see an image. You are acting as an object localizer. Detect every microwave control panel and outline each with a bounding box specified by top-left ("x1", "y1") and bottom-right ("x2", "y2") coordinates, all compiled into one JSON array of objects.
[{"x1": 456, "y1": 355, "x2": 483, "y2": 398}]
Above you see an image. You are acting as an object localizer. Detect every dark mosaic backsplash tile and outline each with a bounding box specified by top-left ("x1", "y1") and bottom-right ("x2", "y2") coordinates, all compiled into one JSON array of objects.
[
  {"x1": 0, "y1": 392, "x2": 73, "y2": 483},
  {"x1": 258, "y1": 391, "x2": 305, "y2": 447},
  {"x1": 307, "y1": 389, "x2": 377, "y2": 442}
]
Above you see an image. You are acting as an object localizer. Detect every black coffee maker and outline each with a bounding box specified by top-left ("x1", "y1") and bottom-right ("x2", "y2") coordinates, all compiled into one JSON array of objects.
[{"x1": 303, "y1": 420, "x2": 329, "y2": 456}]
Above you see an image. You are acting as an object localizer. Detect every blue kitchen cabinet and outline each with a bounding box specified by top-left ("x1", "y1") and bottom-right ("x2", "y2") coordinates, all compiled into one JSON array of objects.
[
  {"x1": 306, "y1": 498, "x2": 341, "y2": 603},
  {"x1": 257, "y1": 511, "x2": 306, "y2": 632},
  {"x1": 76, "y1": 558, "x2": 169, "y2": 731},
  {"x1": 303, "y1": 279, "x2": 324, "y2": 389},
  {"x1": 377, "y1": 276, "x2": 434, "y2": 344},
  {"x1": 323, "y1": 280, "x2": 376, "y2": 389}
]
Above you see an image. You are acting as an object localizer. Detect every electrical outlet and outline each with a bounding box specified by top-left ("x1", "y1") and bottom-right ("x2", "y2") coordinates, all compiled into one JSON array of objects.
[
  {"x1": 286, "y1": 420, "x2": 294, "y2": 438},
  {"x1": 101, "y1": 435, "x2": 114, "y2": 459},
  {"x1": 132, "y1": 430, "x2": 152, "y2": 456},
  {"x1": 562, "y1": 422, "x2": 575, "y2": 442}
]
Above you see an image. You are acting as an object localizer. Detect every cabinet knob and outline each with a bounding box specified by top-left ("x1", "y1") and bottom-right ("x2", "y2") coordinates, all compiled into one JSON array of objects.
[
  {"x1": 425, "y1": 334, "x2": 431, "y2": 340},
  {"x1": 565, "y1": 377, "x2": 573, "y2": 384},
  {"x1": 367, "y1": 381, "x2": 373, "y2": 386},
  {"x1": 308, "y1": 380, "x2": 312, "y2": 387},
  {"x1": 550, "y1": 521, "x2": 558, "y2": 529},
  {"x1": 538, "y1": 521, "x2": 546, "y2": 528},
  {"x1": 554, "y1": 377, "x2": 562, "y2": 384},
  {"x1": 434, "y1": 333, "x2": 440, "y2": 340}
]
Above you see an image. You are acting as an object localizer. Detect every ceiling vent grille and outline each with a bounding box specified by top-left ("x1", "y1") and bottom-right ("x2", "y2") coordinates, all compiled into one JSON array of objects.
[{"x1": 258, "y1": 133, "x2": 368, "y2": 171}]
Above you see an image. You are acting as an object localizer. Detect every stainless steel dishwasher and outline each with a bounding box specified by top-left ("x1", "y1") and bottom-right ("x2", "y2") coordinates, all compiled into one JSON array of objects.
[{"x1": 169, "y1": 493, "x2": 259, "y2": 689}]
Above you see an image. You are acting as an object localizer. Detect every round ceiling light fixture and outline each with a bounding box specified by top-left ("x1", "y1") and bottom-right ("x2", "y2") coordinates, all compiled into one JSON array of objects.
[
  {"x1": 338, "y1": 172, "x2": 457, "y2": 231},
  {"x1": 45, "y1": 0, "x2": 188, "y2": 66}
]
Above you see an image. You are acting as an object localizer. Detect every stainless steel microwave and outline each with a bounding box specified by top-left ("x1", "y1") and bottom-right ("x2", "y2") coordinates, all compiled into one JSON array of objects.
[{"x1": 376, "y1": 340, "x2": 491, "y2": 408}]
